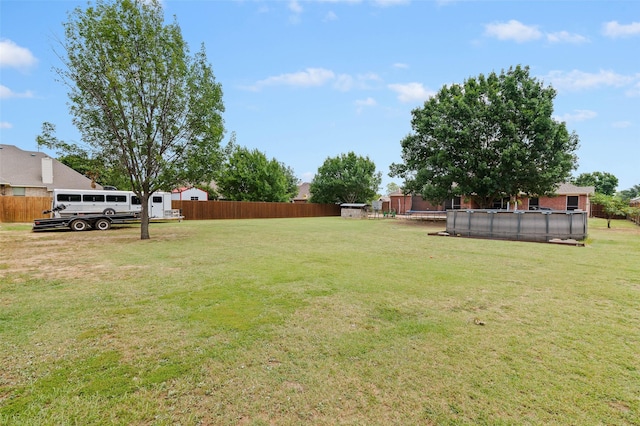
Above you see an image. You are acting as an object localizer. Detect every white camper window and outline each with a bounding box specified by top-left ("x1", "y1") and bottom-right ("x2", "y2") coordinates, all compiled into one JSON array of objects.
[
  {"x1": 57, "y1": 193, "x2": 81, "y2": 202},
  {"x1": 106, "y1": 195, "x2": 127, "y2": 202},
  {"x1": 83, "y1": 194, "x2": 105, "y2": 202}
]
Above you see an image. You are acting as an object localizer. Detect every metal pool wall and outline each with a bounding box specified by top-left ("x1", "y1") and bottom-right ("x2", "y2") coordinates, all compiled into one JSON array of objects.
[{"x1": 446, "y1": 210, "x2": 588, "y2": 242}]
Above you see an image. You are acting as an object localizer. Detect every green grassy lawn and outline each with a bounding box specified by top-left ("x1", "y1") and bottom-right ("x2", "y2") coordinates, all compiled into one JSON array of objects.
[{"x1": 1, "y1": 217, "x2": 639, "y2": 425}]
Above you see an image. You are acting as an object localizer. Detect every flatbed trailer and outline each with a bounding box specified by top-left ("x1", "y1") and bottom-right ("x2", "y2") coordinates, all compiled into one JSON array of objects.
[{"x1": 32, "y1": 213, "x2": 141, "y2": 232}]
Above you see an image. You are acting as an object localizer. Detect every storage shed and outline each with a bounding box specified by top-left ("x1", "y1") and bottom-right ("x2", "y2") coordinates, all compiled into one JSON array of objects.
[
  {"x1": 340, "y1": 203, "x2": 369, "y2": 219},
  {"x1": 171, "y1": 187, "x2": 208, "y2": 201}
]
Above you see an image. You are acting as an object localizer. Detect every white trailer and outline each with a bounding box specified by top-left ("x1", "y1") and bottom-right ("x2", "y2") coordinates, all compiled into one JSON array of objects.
[{"x1": 51, "y1": 189, "x2": 173, "y2": 218}]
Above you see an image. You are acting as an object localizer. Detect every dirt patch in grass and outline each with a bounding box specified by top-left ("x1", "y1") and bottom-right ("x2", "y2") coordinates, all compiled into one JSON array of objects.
[
  {"x1": 2, "y1": 234, "x2": 73, "y2": 280},
  {"x1": 2, "y1": 230, "x2": 103, "y2": 279},
  {"x1": 0, "y1": 226, "x2": 188, "y2": 283}
]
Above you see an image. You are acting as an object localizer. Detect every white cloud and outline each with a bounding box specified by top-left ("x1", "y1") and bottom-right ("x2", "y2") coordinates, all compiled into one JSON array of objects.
[
  {"x1": 0, "y1": 85, "x2": 12, "y2": 99},
  {"x1": 333, "y1": 72, "x2": 381, "y2": 91},
  {"x1": 554, "y1": 109, "x2": 597, "y2": 123},
  {"x1": 393, "y1": 63, "x2": 409, "y2": 69},
  {"x1": 315, "y1": 0, "x2": 408, "y2": 6},
  {"x1": 0, "y1": 121, "x2": 12, "y2": 129},
  {"x1": 316, "y1": 0, "x2": 362, "y2": 4},
  {"x1": 484, "y1": 20, "x2": 542, "y2": 43},
  {"x1": 287, "y1": 0, "x2": 303, "y2": 24},
  {"x1": 300, "y1": 171, "x2": 315, "y2": 183},
  {"x1": 373, "y1": 0, "x2": 410, "y2": 6},
  {"x1": 0, "y1": 84, "x2": 34, "y2": 99},
  {"x1": 333, "y1": 74, "x2": 354, "y2": 91},
  {"x1": 543, "y1": 69, "x2": 637, "y2": 92},
  {"x1": 289, "y1": 0, "x2": 303, "y2": 14},
  {"x1": 246, "y1": 68, "x2": 381, "y2": 92},
  {"x1": 546, "y1": 31, "x2": 589, "y2": 44},
  {"x1": 355, "y1": 97, "x2": 377, "y2": 107},
  {"x1": 626, "y1": 81, "x2": 640, "y2": 97},
  {"x1": 323, "y1": 11, "x2": 338, "y2": 21},
  {"x1": 388, "y1": 82, "x2": 435, "y2": 103},
  {"x1": 484, "y1": 21, "x2": 588, "y2": 44},
  {"x1": 612, "y1": 121, "x2": 632, "y2": 129},
  {"x1": 355, "y1": 97, "x2": 377, "y2": 113},
  {"x1": 0, "y1": 39, "x2": 37, "y2": 70},
  {"x1": 357, "y1": 72, "x2": 382, "y2": 83},
  {"x1": 250, "y1": 68, "x2": 336, "y2": 90},
  {"x1": 602, "y1": 21, "x2": 640, "y2": 38}
]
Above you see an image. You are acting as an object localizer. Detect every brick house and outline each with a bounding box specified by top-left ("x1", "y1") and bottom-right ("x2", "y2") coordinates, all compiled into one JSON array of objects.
[
  {"x1": 389, "y1": 182, "x2": 594, "y2": 214},
  {"x1": 523, "y1": 182, "x2": 594, "y2": 212},
  {"x1": 388, "y1": 191, "x2": 441, "y2": 214}
]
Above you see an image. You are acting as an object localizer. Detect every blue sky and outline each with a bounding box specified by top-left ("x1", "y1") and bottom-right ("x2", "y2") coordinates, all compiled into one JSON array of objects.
[{"x1": 1, "y1": 0, "x2": 639, "y2": 192}]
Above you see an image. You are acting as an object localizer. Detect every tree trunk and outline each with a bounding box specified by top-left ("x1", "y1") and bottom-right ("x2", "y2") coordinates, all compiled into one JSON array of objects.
[{"x1": 140, "y1": 193, "x2": 151, "y2": 240}]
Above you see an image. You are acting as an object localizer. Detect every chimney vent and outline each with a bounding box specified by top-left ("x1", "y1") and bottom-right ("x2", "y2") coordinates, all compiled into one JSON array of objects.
[{"x1": 42, "y1": 157, "x2": 54, "y2": 184}]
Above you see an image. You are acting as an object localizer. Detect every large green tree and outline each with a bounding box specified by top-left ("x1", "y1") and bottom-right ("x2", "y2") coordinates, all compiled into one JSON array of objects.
[
  {"x1": 58, "y1": 0, "x2": 225, "y2": 239},
  {"x1": 216, "y1": 142, "x2": 298, "y2": 202},
  {"x1": 573, "y1": 171, "x2": 618, "y2": 196},
  {"x1": 390, "y1": 65, "x2": 579, "y2": 208},
  {"x1": 618, "y1": 184, "x2": 640, "y2": 201},
  {"x1": 310, "y1": 152, "x2": 381, "y2": 204}
]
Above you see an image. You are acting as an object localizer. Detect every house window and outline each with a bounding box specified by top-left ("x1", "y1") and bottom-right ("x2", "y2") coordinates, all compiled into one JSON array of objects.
[
  {"x1": 567, "y1": 196, "x2": 579, "y2": 211},
  {"x1": 444, "y1": 196, "x2": 461, "y2": 210},
  {"x1": 190, "y1": 196, "x2": 199, "y2": 201},
  {"x1": 12, "y1": 187, "x2": 26, "y2": 196},
  {"x1": 492, "y1": 197, "x2": 510, "y2": 209},
  {"x1": 529, "y1": 197, "x2": 540, "y2": 210}
]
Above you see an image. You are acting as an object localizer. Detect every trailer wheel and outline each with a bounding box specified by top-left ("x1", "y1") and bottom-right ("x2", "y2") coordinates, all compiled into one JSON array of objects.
[
  {"x1": 94, "y1": 218, "x2": 111, "y2": 231},
  {"x1": 70, "y1": 219, "x2": 89, "y2": 231},
  {"x1": 103, "y1": 208, "x2": 116, "y2": 215}
]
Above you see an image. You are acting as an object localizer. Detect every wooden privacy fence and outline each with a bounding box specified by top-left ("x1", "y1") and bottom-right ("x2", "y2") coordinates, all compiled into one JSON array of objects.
[
  {"x1": 0, "y1": 197, "x2": 51, "y2": 223},
  {"x1": 590, "y1": 204, "x2": 626, "y2": 220},
  {"x1": 0, "y1": 197, "x2": 340, "y2": 222},
  {"x1": 172, "y1": 200, "x2": 341, "y2": 220}
]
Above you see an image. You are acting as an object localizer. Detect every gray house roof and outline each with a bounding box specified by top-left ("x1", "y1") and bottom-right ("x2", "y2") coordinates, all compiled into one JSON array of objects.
[
  {"x1": 555, "y1": 182, "x2": 595, "y2": 195},
  {"x1": 0, "y1": 144, "x2": 100, "y2": 191},
  {"x1": 294, "y1": 182, "x2": 311, "y2": 201}
]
